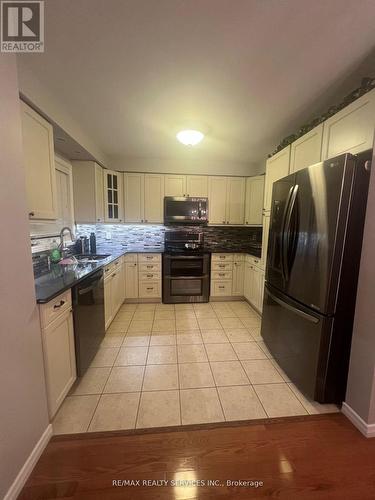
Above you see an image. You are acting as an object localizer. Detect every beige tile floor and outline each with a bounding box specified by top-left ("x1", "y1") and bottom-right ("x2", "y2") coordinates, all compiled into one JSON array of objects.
[{"x1": 53, "y1": 301, "x2": 339, "y2": 434}]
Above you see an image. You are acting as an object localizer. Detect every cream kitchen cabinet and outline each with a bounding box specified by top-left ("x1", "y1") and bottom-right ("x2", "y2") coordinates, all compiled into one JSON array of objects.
[
  {"x1": 124, "y1": 173, "x2": 144, "y2": 222},
  {"x1": 261, "y1": 214, "x2": 270, "y2": 270},
  {"x1": 245, "y1": 176, "x2": 264, "y2": 225},
  {"x1": 264, "y1": 146, "x2": 290, "y2": 213},
  {"x1": 244, "y1": 260, "x2": 264, "y2": 313},
  {"x1": 72, "y1": 161, "x2": 104, "y2": 223},
  {"x1": 186, "y1": 175, "x2": 208, "y2": 197},
  {"x1": 104, "y1": 257, "x2": 124, "y2": 329},
  {"x1": 322, "y1": 90, "x2": 375, "y2": 160},
  {"x1": 164, "y1": 175, "x2": 186, "y2": 196},
  {"x1": 208, "y1": 177, "x2": 227, "y2": 224},
  {"x1": 144, "y1": 174, "x2": 164, "y2": 223},
  {"x1": 164, "y1": 174, "x2": 208, "y2": 197},
  {"x1": 232, "y1": 254, "x2": 245, "y2": 296},
  {"x1": 124, "y1": 255, "x2": 139, "y2": 299},
  {"x1": 124, "y1": 173, "x2": 164, "y2": 223},
  {"x1": 290, "y1": 124, "x2": 323, "y2": 173},
  {"x1": 21, "y1": 101, "x2": 57, "y2": 220},
  {"x1": 39, "y1": 291, "x2": 76, "y2": 418},
  {"x1": 55, "y1": 156, "x2": 74, "y2": 229},
  {"x1": 208, "y1": 176, "x2": 246, "y2": 224},
  {"x1": 104, "y1": 169, "x2": 123, "y2": 222}
]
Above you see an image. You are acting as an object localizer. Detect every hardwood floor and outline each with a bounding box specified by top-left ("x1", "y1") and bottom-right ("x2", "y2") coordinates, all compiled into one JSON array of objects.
[{"x1": 19, "y1": 414, "x2": 375, "y2": 499}]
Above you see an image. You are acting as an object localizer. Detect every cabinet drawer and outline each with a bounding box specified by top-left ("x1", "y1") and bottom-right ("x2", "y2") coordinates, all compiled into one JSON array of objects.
[
  {"x1": 246, "y1": 255, "x2": 262, "y2": 268},
  {"x1": 211, "y1": 270, "x2": 232, "y2": 280},
  {"x1": 211, "y1": 262, "x2": 233, "y2": 271},
  {"x1": 211, "y1": 280, "x2": 232, "y2": 296},
  {"x1": 139, "y1": 282, "x2": 161, "y2": 298},
  {"x1": 138, "y1": 253, "x2": 161, "y2": 263},
  {"x1": 139, "y1": 262, "x2": 161, "y2": 273},
  {"x1": 40, "y1": 290, "x2": 72, "y2": 328},
  {"x1": 124, "y1": 253, "x2": 137, "y2": 263},
  {"x1": 139, "y1": 271, "x2": 161, "y2": 281},
  {"x1": 211, "y1": 253, "x2": 234, "y2": 262}
]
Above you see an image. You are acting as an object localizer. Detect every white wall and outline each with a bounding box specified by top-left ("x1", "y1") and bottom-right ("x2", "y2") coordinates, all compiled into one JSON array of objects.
[
  {"x1": 109, "y1": 156, "x2": 261, "y2": 177},
  {"x1": 17, "y1": 59, "x2": 110, "y2": 167},
  {"x1": 0, "y1": 55, "x2": 50, "y2": 498},
  {"x1": 345, "y1": 148, "x2": 375, "y2": 431}
]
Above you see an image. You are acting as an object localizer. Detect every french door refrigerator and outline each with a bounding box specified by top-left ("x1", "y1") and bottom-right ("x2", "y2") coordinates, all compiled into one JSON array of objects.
[{"x1": 261, "y1": 150, "x2": 372, "y2": 403}]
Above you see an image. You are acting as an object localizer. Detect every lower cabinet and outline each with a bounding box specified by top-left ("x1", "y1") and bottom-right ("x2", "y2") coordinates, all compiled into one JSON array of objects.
[
  {"x1": 104, "y1": 257, "x2": 124, "y2": 329},
  {"x1": 39, "y1": 292, "x2": 76, "y2": 418},
  {"x1": 244, "y1": 259, "x2": 265, "y2": 313},
  {"x1": 123, "y1": 253, "x2": 162, "y2": 300},
  {"x1": 210, "y1": 253, "x2": 244, "y2": 298}
]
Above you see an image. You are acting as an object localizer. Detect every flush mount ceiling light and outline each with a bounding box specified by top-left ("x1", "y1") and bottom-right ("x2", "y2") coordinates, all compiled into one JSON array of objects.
[{"x1": 176, "y1": 129, "x2": 205, "y2": 146}]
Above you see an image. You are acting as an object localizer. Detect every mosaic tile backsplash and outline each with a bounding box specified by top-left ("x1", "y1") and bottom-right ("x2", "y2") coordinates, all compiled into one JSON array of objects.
[{"x1": 76, "y1": 224, "x2": 262, "y2": 254}]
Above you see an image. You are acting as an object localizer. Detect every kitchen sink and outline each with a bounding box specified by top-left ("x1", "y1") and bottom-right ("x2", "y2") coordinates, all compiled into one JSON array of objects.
[{"x1": 75, "y1": 254, "x2": 111, "y2": 262}]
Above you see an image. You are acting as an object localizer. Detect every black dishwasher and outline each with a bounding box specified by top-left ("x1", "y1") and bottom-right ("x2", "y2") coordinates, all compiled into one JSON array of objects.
[{"x1": 72, "y1": 269, "x2": 105, "y2": 376}]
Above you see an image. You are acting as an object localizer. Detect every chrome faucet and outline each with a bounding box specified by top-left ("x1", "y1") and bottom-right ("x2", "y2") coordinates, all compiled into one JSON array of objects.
[{"x1": 59, "y1": 226, "x2": 75, "y2": 256}]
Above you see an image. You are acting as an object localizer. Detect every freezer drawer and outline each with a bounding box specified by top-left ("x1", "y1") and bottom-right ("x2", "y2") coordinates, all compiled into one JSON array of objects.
[{"x1": 261, "y1": 284, "x2": 335, "y2": 402}]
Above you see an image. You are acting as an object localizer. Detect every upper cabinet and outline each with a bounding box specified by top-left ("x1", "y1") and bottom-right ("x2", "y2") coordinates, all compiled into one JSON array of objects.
[
  {"x1": 104, "y1": 169, "x2": 123, "y2": 222},
  {"x1": 264, "y1": 146, "x2": 290, "y2": 213},
  {"x1": 164, "y1": 174, "x2": 208, "y2": 197},
  {"x1": 55, "y1": 156, "x2": 74, "y2": 229},
  {"x1": 186, "y1": 175, "x2": 208, "y2": 197},
  {"x1": 72, "y1": 161, "x2": 104, "y2": 223},
  {"x1": 208, "y1": 176, "x2": 245, "y2": 225},
  {"x1": 21, "y1": 101, "x2": 57, "y2": 220},
  {"x1": 245, "y1": 176, "x2": 264, "y2": 225},
  {"x1": 124, "y1": 173, "x2": 144, "y2": 222},
  {"x1": 208, "y1": 176, "x2": 229, "y2": 224},
  {"x1": 144, "y1": 174, "x2": 164, "y2": 223},
  {"x1": 164, "y1": 175, "x2": 186, "y2": 196},
  {"x1": 124, "y1": 173, "x2": 164, "y2": 223},
  {"x1": 226, "y1": 177, "x2": 246, "y2": 224},
  {"x1": 290, "y1": 124, "x2": 323, "y2": 173},
  {"x1": 322, "y1": 90, "x2": 375, "y2": 160}
]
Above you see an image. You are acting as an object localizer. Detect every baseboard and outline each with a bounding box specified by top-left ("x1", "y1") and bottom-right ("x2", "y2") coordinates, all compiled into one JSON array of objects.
[
  {"x1": 342, "y1": 402, "x2": 375, "y2": 438},
  {"x1": 4, "y1": 424, "x2": 53, "y2": 500}
]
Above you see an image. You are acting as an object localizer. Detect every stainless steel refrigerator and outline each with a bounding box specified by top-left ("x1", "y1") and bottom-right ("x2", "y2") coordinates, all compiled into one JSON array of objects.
[{"x1": 261, "y1": 150, "x2": 372, "y2": 403}]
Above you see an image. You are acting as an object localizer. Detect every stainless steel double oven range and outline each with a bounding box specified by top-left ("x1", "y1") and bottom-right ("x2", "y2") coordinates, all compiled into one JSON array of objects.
[{"x1": 162, "y1": 231, "x2": 210, "y2": 303}]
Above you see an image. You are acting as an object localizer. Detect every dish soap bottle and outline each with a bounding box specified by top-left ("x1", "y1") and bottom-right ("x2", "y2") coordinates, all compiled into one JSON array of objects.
[{"x1": 50, "y1": 239, "x2": 61, "y2": 263}]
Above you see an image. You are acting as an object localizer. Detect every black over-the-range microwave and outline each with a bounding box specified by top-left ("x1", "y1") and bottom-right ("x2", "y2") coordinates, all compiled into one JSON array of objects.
[{"x1": 164, "y1": 197, "x2": 208, "y2": 224}]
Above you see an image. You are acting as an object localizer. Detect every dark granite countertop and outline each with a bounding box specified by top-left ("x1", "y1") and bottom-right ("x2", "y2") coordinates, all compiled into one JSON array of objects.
[{"x1": 35, "y1": 244, "x2": 261, "y2": 304}]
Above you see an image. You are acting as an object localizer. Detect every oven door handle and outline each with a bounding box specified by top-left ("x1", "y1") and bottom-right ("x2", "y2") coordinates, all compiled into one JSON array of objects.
[
  {"x1": 164, "y1": 255, "x2": 206, "y2": 260},
  {"x1": 164, "y1": 274, "x2": 210, "y2": 279}
]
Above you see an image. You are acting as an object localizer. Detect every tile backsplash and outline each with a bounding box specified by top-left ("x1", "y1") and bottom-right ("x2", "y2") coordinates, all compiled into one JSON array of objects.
[{"x1": 76, "y1": 223, "x2": 262, "y2": 251}]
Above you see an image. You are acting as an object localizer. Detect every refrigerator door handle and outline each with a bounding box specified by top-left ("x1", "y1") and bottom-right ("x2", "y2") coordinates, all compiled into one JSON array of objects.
[
  {"x1": 282, "y1": 184, "x2": 299, "y2": 281},
  {"x1": 267, "y1": 288, "x2": 320, "y2": 324},
  {"x1": 280, "y1": 186, "x2": 294, "y2": 281}
]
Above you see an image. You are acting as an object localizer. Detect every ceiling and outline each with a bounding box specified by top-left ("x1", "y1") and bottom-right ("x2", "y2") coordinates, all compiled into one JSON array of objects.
[{"x1": 18, "y1": 0, "x2": 375, "y2": 168}]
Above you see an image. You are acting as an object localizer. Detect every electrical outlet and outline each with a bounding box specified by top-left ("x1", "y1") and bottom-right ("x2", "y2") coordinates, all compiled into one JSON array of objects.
[{"x1": 105, "y1": 232, "x2": 111, "y2": 240}]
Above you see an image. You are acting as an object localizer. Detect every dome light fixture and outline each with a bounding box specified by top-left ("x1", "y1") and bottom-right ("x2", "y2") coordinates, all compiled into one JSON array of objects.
[{"x1": 176, "y1": 129, "x2": 204, "y2": 146}]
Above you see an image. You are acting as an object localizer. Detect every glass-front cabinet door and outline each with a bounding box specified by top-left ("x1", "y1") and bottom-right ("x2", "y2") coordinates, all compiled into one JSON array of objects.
[{"x1": 104, "y1": 169, "x2": 123, "y2": 222}]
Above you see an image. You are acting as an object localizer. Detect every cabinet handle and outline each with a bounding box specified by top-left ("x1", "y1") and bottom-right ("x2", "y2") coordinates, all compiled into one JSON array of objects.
[
  {"x1": 146, "y1": 287, "x2": 153, "y2": 290},
  {"x1": 219, "y1": 273, "x2": 225, "y2": 277},
  {"x1": 141, "y1": 219, "x2": 144, "y2": 223},
  {"x1": 254, "y1": 259, "x2": 259, "y2": 263},
  {"x1": 112, "y1": 273, "x2": 117, "y2": 277},
  {"x1": 222, "y1": 221, "x2": 225, "y2": 224},
  {"x1": 146, "y1": 256, "x2": 153, "y2": 260},
  {"x1": 147, "y1": 274, "x2": 153, "y2": 278},
  {"x1": 146, "y1": 265, "x2": 153, "y2": 268},
  {"x1": 145, "y1": 219, "x2": 148, "y2": 222},
  {"x1": 226, "y1": 221, "x2": 229, "y2": 224},
  {"x1": 53, "y1": 300, "x2": 65, "y2": 309},
  {"x1": 218, "y1": 286, "x2": 225, "y2": 289},
  {"x1": 246, "y1": 221, "x2": 248, "y2": 224},
  {"x1": 29, "y1": 211, "x2": 35, "y2": 217}
]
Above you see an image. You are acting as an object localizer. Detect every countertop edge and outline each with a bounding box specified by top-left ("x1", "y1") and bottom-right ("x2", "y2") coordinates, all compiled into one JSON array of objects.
[{"x1": 35, "y1": 248, "x2": 262, "y2": 304}]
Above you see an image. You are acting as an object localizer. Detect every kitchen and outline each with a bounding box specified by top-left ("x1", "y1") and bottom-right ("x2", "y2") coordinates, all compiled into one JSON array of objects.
[{"x1": 2, "y1": 1, "x2": 375, "y2": 499}]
